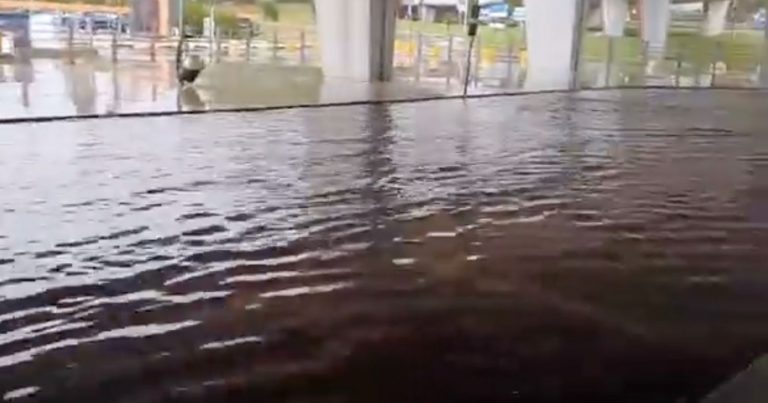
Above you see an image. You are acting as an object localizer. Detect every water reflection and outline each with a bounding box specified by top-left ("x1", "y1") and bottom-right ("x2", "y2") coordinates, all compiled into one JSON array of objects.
[{"x1": 1, "y1": 43, "x2": 767, "y2": 121}]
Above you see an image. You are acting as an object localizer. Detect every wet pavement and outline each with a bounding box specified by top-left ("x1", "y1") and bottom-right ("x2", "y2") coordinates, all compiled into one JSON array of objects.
[
  {"x1": 1, "y1": 88, "x2": 768, "y2": 402},
  {"x1": 0, "y1": 55, "x2": 472, "y2": 121},
  {"x1": 2, "y1": 43, "x2": 766, "y2": 122}
]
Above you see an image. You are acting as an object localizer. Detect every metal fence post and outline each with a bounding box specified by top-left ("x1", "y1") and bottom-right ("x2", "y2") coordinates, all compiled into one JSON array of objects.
[
  {"x1": 710, "y1": 43, "x2": 722, "y2": 87},
  {"x1": 447, "y1": 33, "x2": 454, "y2": 85},
  {"x1": 506, "y1": 36, "x2": 514, "y2": 87},
  {"x1": 88, "y1": 19, "x2": 94, "y2": 48},
  {"x1": 245, "y1": 30, "x2": 252, "y2": 61},
  {"x1": 762, "y1": 16, "x2": 768, "y2": 87},
  {"x1": 150, "y1": 35, "x2": 156, "y2": 62},
  {"x1": 67, "y1": 22, "x2": 75, "y2": 64},
  {"x1": 111, "y1": 29, "x2": 118, "y2": 62},
  {"x1": 474, "y1": 35, "x2": 481, "y2": 86},
  {"x1": 215, "y1": 27, "x2": 222, "y2": 62},
  {"x1": 415, "y1": 32, "x2": 423, "y2": 81},
  {"x1": 605, "y1": 36, "x2": 614, "y2": 87},
  {"x1": 299, "y1": 29, "x2": 307, "y2": 64},
  {"x1": 272, "y1": 28, "x2": 279, "y2": 58}
]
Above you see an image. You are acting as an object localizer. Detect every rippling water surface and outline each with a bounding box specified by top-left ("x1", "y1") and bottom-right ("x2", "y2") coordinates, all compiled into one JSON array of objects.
[{"x1": 1, "y1": 89, "x2": 768, "y2": 402}]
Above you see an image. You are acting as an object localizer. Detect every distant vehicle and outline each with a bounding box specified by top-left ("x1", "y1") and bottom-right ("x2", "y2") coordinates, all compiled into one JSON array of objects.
[
  {"x1": 479, "y1": 3, "x2": 509, "y2": 24},
  {"x1": 236, "y1": 18, "x2": 261, "y2": 37},
  {"x1": 669, "y1": 3, "x2": 704, "y2": 21},
  {"x1": 79, "y1": 13, "x2": 127, "y2": 33},
  {"x1": 57, "y1": 12, "x2": 80, "y2": 29},
  {"x1": 478, "y1": 3, "x2": 525, "y2": 27},
  {"x1": 511, "y1": 7, "x2": 525, "y2": 23},
  {"x1": 754, "y1": 9, "x2": 766, "y2": 30}
]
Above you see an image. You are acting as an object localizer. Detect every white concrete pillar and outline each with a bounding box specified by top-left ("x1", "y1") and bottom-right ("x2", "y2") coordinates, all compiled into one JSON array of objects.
[
  {"x1": 701, "y1": 0, "x2": 730, "y2": 37},
  {"x1": 585, "y1": 5, "x2": 603, "y2": 30},
  {"x1": 602, "y1": 0, "x2": 628, "y2": 37},
  {"x1": 313, "y1": 0, "x2": 398, "y2": 82},
  {"x1": 524, "y1": 0, "x2": 581, "y2": 90},
  {"x1": 641, "y1": 0, "x2": 671, "y2": 59}
]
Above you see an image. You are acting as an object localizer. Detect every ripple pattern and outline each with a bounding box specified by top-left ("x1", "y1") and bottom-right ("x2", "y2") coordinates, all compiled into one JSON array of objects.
[{"x1": 0, "y1": 89, "x2": 767, "y2": 402}]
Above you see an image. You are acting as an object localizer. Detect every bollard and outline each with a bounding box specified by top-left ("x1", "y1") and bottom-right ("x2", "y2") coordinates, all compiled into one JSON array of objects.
[{"x1": 675, "y1": 52, "x2": 682, "y2": 87}]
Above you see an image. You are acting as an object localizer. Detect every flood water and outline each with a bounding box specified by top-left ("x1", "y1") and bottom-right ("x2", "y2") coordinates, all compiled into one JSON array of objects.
[{"x1": 1, "y1": 89, "x2": 768, "y2": 402}]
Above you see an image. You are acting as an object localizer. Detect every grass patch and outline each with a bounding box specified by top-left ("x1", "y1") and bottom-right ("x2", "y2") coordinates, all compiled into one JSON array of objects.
[{"x1": 583, "y1": 29, "x2": 765, "y2": 71}]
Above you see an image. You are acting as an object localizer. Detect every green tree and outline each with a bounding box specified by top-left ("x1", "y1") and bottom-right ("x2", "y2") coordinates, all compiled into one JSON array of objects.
[
  {"x1": 184, "y1": 1, "x2": 240, "y2": 35},
  {"x1": 259, "y1": 0, "x2": 280, "y2": 22}
]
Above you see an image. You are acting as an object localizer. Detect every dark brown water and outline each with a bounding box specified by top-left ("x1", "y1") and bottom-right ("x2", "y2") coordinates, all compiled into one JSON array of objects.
[{"x1": 1, "y1": 89, "x2": 767, "y2": 402}]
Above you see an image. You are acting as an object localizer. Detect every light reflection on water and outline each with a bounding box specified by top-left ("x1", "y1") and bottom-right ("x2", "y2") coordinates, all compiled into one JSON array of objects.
[{"x1": 0, "y1": 89, "x2": 767, "y2": 401}]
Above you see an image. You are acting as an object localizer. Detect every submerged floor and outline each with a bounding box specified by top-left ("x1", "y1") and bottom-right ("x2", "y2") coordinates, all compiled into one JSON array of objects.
[{"x1": 1, "y1": 89, "x2": 768, "y2": 402}]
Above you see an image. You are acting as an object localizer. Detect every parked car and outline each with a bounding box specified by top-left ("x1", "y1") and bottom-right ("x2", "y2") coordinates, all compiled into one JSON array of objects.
[
  {"x1": 478, "y1": 4, "x2": 525, "y2": 27},
  {"x1": 236, "y1": 18, "x2": 261, "y2": 37},
  {"x1": 79, "y1": 13, "x2": 128, "y2": 33}
]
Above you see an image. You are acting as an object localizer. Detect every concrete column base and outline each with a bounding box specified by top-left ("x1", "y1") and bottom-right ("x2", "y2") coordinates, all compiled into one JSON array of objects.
[
  {"x1": 701, "y1": 0, "x2": 731, "y2": 37},
  {"x1": 313, "y1": 0, "x2": 397, "y2": 82},
  {"x1": 524, "y1": 0, "x2": 580, "y2": 90},
  {"x1": 641, "y1": 0, "x2": 670, "y2": 59},
  {"x1": 602, "y1": 0, "x2": 628, "y2": 37}
]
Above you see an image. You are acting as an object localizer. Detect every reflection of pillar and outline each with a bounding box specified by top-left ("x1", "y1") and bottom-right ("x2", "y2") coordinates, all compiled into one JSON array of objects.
[
  {"x1": 14, "y1": 62, "x2": 32, "y2": 108},
  {"x1": 362, "y1": 105, "x2": 396, "y2": 257},
  {"x1": 524, "y1": 0, "x2": 582, "y2": 90},
  {"x1": 762, "y1": 22, "x2": 768, "y2": 86},
  {"x1": 66, "y1": 63, "x2": 96, "y2": 114},
  {"x1": 640, "y1": 0, "x2": 670, "y2": 59},
  {"x1": 602, "y1": 0, "x2": 628, "y2": 37},
  {"x1": 313, "y1": 0, "x2": 397, "y2": 81},
  {"x1": 701, "y1": 0, "x2": 730, "y2": 37},
  {"x1": 158, "y1": 0, "x2": 170, "y2": 36}
]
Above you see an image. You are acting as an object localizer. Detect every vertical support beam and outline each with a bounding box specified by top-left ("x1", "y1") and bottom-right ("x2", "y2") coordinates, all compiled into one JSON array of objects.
[
  {"x1": 602, "y1": 0, "x2": 628, "y2": 37},
  {"x1": 314, "y1": 0, "x2": 397, "y2": 81},
  {"x1": 701, "y1": 0, "x2": 730, "y2": 37},
  {"x1": 640, "y1": 0, "x2": 670, "y2": 59},
  {"x1": 524, "y1": 0, "x2": 581, "y2": 90}
]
